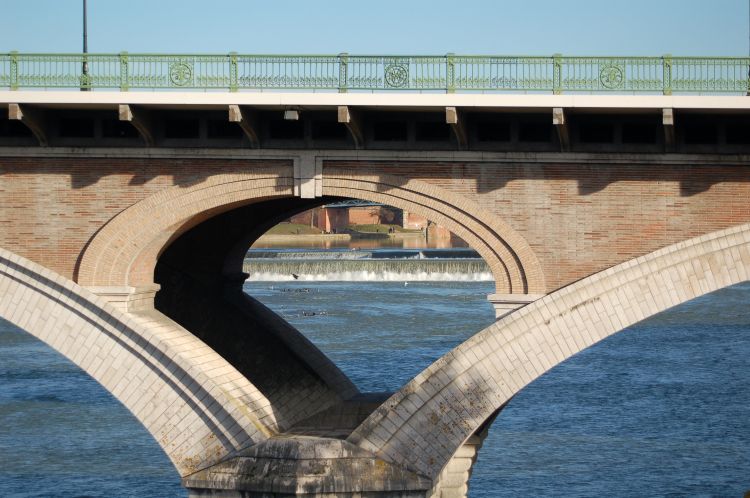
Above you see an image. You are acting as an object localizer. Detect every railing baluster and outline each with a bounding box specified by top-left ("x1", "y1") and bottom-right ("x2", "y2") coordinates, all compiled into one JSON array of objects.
[
  {"x1": 229, "y1": 52, "x2": 238, "y2": 92},
  {"x1": 10, "y1": 51, "x2": 18, "y2": 90},
  {"x1": 553, "y1": 54, "x2": 562, "y2": 94},
  {"x1": 119, "y1": 52, "x2": 129, "y2": 91},
  {"x1": 446, "y1": 53, "x2": 455, "y2": 93},
  {"x1": 663, "y1": 54, "x2": 672, "y2": 96},
  {"x1": 338, "y1": 53, "x2": 348, "y2": 93}
]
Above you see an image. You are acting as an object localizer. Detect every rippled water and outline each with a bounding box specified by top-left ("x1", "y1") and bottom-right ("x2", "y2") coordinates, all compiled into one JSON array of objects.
[
  {"x1": 0, "y1": 323, "x2": 184, "y2": 497},
  {"x1": 1, "y1": 279, "x2": 749, "y2": 497}
]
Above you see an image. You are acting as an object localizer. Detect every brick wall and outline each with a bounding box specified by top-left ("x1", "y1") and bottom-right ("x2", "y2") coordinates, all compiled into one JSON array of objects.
[
  {"x1": 0, "y1": 157, "x2": 287, "y2": 280},
  {"x1": 327, "y1": 160, "x2": 750, "y2": 291},
  {"x1": 2, "y1": 155, "x2": 749, "y2": 291}
]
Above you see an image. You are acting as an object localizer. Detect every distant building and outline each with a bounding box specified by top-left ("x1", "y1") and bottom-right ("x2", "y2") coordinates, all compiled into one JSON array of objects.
[
  {"x1": 288, "y1": 204, "x2": 405, "y2": 232},
  {"x1": 286, "y1": 204, "x2": 466, "y2": 246}
]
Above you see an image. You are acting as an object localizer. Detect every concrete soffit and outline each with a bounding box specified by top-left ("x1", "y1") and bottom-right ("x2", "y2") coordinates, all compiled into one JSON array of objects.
[
  {"x1": 8, "y1": 103, "x2": 48, "y2": 146},
  {"x1": 337, "y1": 105, "x2": 363, "y2": 149},
  {"x1": 228, "y1": 104, "x2": 260, "y2": 148},
  {"x1": 119, "y1": 104, "x2": 154, "y2": 147},
  {"x1": 552, "y1": 107, "x2": 569, "y2": 152},
  {"x1": 445, "y1": 106, "x2": 467, "y2": 150}
]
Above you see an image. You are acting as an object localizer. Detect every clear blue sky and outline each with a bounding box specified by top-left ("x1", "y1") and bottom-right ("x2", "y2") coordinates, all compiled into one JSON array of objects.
[{"x1": 2, "y1": 0, "x2": 749, "y2": 56}]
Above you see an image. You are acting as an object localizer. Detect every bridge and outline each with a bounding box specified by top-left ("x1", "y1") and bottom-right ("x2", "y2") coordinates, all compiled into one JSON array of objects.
[{"x1": 1, "y1": 53, "x2": 750, "y2": 497}]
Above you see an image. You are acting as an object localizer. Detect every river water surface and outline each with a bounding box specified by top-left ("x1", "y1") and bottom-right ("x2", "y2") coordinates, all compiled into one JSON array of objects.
[{"x1": 0, "y1": 254, "x2": 749, "y2": 497}]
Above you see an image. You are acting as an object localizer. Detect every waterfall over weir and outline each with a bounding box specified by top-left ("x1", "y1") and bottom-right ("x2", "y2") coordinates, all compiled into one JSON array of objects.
[{"x1": 243, "y1": 249, "x2": 492, "y2": 282}]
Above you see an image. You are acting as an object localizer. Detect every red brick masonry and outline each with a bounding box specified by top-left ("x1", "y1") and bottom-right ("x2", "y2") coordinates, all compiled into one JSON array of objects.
[{"x1": 1, "y1": 155, "x2": 749, "y2": 292}]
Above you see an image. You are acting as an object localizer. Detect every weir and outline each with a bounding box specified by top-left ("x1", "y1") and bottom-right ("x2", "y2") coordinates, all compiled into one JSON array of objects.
[{"x1": 242, "y1": 257, "x2": 493, "y2": 282}]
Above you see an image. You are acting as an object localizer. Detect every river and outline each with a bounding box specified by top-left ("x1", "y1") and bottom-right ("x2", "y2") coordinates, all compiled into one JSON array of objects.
[{"x1": 0, "y1": 251, "x2": 748, "y2": 497}]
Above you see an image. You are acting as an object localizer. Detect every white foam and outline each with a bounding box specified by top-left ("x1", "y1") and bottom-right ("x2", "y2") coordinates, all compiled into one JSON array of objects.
[{"x1": 246, "y1": 271, "x2": 494, "y2": 282}]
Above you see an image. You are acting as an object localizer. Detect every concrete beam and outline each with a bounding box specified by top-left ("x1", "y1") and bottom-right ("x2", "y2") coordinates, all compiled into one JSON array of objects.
[
  {"x1": 552, "y1": 107, "x2": 570, "y2": 152},
  {"x1": 228, "y1": 104, "x2": 260, "y2": 148},
  {"x1": 446, "y1": 106, "x2": 467, "y2": 150},
  {"x1": 337, "y1": 105, "x2": 363, "y2": 149},
  {"x1": 119, "y1": 104, "x2": 154, "y2": 147},
  {"x1": 8, "y1": 103, "x2": 47, "y2": 146},
  {"x1": 7, "y1": 91, "x2": 750, "y2": 111},
  {"x1": 293, "y1": 153, "x2": 322, "y2": 199},
  {"x1": 663, "y1": 108, "x2": 675, "y2": 151}
]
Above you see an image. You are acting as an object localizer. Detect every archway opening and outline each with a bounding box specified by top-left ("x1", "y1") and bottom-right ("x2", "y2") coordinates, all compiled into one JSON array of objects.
[
  {"x1": 243, "y1": 199, "x2": 497, "y2": 394},
  {"x1": 151, "y1": 196, "x2": 498, "y2": 434}
]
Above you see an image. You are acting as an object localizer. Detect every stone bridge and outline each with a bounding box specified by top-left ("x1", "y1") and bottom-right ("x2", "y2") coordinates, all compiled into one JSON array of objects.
[{"x1": 1, "y1": 88, "x2": 750, "y2": 497}]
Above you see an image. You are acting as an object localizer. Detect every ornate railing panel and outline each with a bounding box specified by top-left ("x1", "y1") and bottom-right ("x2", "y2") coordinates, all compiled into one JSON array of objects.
[
  {"x1": 453, "y1": 56, "x2": 553, "y2": 91},
  {"x1": 670, "y1": 57, "x2": 750, "y2": 93},
  {"x1": 0, "y1": 52, "x2": 749, "y2": 94},
  {"x1": 237, "y1": 55, "x2": 339, "y2": 90},
  {"x1": 559, "y1": 57, "x2": 664, "y2": 93},
  {"x1": 0, "y1": 53, "x2": 10, "y2": 88}
]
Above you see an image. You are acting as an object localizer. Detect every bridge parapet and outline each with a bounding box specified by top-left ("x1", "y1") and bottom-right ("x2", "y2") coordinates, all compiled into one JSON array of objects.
[{"x1": 2, "y1": 53, "x2": 750, "y2": 94}]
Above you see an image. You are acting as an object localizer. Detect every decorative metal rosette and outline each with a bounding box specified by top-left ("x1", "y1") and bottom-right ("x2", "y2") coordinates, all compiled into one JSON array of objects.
[
  {"x1": 599, "y1": 64, "x2": 624, "y2": 89},
  {"x1": 384, "y1": 64, "x2": 409, "y2": 88},
  {"x1": 169, "y1": 61, "x2": 193, "y2": 87}
]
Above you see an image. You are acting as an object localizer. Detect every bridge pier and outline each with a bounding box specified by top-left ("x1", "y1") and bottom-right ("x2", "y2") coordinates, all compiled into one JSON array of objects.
[
  {"x1": 183, "y1": 436, "x2": 432, "y2": 498},
  {"x1": 181, "y1": 429, "x2": 492, "y2": 498},
  {"x1": 428, "y1": 435, "x2": 485, "y2": 498}
]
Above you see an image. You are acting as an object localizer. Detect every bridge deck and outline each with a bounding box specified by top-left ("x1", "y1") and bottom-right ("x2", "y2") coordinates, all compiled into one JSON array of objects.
[{"x1": 2, "y1": 91, "x2": 750, "y2": 110}]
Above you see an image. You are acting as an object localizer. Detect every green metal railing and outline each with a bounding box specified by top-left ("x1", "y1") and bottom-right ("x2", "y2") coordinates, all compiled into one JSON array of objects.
[{"x1": 1, "y1": 52, "x2": 749, "y2": 94}]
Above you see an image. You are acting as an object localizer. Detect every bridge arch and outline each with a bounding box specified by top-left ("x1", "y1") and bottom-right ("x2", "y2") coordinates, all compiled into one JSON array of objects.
[
  {"x1": 76, "y1": 167, "x2": 546, "y2": 296},
  {"x1": 347, "y1": 222, "x2": 750, "y2": 479},
  {"x1": 0, "y1": 247, "x2": 280, "y2": 476}
]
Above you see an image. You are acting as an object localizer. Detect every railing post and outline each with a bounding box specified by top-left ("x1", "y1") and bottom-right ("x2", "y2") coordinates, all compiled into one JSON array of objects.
[
  {"x1": 446, "y1": 53, "x2": 456, "y2": 93},
  {"x1": 119, "y1": 52, "x2": 129, "y2": 91},
  {"x1": 10, "y1": 51, "x2": 18, "y2": 90},
  {"x1": 553, "y1": 53, "x2": 562, "y2": 95},
  {"x1": 81, "y1": 53, "x2": 91, "y2": 91},
  {"x1": 229, "y1": 52, "x2": 238, "y2": 92},
  {"x1": 338, "y1": 53, "x2": 348, "y2": 93},
  {"x1": 662, "y1": 54, "x2": 672, "y2": 96}
]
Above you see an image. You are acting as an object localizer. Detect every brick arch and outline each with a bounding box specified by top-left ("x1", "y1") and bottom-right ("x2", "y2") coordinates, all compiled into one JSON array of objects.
[
  {"x1": 323, "y1": 169, "x2": 545, "y2": 294},
  {"x1": 77, "y1": 170, "x2": 293, "y2": 287},
  {"x1": 0, "y1": 247, "x2": 280, "y2": 476},
  {"x1": 348, "y1": 223, "x2": 750, "y2": 479},
  {"x1": 78, "y1": 170, "x2": 545, "y2": 295}
]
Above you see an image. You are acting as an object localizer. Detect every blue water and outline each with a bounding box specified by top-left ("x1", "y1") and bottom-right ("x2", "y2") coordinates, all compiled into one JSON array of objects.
[{"x1": 1, "y1": 280, "x2": 749, "y2": 497}]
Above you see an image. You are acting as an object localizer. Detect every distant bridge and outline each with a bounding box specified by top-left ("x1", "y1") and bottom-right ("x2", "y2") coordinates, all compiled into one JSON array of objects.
[
  {"x1": 1, "y1": 54, "x2": 750, "y2": 497},
  {"x1": 322, "y1": 199, "x2": 386, "y2": 208}
]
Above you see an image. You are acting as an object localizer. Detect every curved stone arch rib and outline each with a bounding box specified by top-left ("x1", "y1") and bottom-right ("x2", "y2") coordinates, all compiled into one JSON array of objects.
[
  {"x1": 323, "y1": 169, "x2": 546, "y2": 295},
  {"x1": 77, "y1": 169, "x2": 294, "y2": 287},
  {"x1": 79, "y1": 176, "x2": 294, "y2": 286},
  {"x1": 78, "y1": 169, "x2": 545, "y2": 296},
  {"x1": 0, "y1": 247, "x2": 279, "y2": 476},
  {"x1": 348, "y1": 223, "x2": 750, "y2": 479}
]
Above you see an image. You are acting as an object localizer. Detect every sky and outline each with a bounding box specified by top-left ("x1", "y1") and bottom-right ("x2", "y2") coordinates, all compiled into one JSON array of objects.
[{"x1": 1, "y1": 0, "x2": 749, "y2": 56}]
